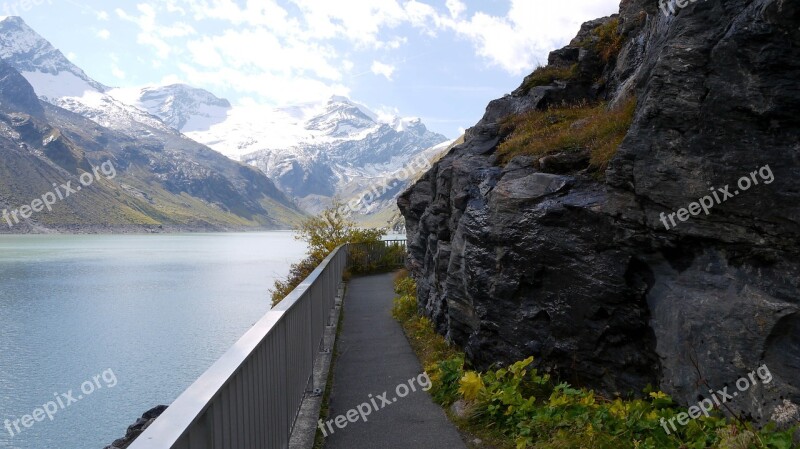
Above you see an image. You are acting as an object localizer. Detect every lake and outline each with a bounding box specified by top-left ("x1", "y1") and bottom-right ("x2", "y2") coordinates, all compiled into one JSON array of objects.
[{"x1": 0, "y1": 233, "x2": 307, "y2": 449}]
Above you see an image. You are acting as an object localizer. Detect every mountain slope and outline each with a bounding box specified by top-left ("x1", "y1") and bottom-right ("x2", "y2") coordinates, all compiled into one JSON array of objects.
[
  {"x1": 353, "y1": 136, "x2": 462, "y2": 231},
  {"x1": 0, "y1": 17, "x2": 304, "y2": 231}
]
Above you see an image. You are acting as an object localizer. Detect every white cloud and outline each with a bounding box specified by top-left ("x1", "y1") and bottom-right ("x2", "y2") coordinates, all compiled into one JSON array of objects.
[
  {"x1": 446, "y1": 0, "x2": 466, "y2": 18},
  {"x1": 184, "y1": 0, "x2": 301, "y2": 35},
  {"x1": 185, "y1": 28, "x2": 342, "y2": 81},
  {"x1": 66, "y1": 52, "x2": 77, "y2": 61},
  {"x1": 374, "y1": 105, "x2": 401, "y2": 123},
  {"x1": 111, "y1": 64, "x2": 126, "y2": 79},
  {"x1": 97, "y1": 29, "x2": 110, "y2": 40},
  {"x1": 116, "y1": 4, "x2": 196, "y2": 59},
  {"x1": 371, "y1": 61, "x2": 396, "y2": 80},
  {"x1": 97, "y1": 10, "x2": 109, "y2": 20},
  {"x1": 290, "y1": 0, "x2": 407, "y2": 48},
  {"x1": 111, "y1": 0, "x2": 618, "y2": 106},
  {"x1": 178, "y1": 63, "x2": 349, "y2": 105},
  {"x1": 342, "y1": 59, "x2": 355, "y2": 72},
  {"x1": 436, "y1": 0, "x2": 619, "y2": 74},
  {"x1": 115, "y1": 0, "x2": 349, "y2": 104},
  {"x1": 377, "y1": 36, "x2": 407, "y2": 50}
]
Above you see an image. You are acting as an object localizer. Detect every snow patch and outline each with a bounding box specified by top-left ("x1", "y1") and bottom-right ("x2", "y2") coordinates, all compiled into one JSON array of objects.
[{"x1": 21, "y1": 70, "x2": 99, "y2": 100}]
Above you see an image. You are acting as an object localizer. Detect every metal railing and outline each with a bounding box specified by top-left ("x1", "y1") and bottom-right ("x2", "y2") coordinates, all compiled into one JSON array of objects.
[
  {"x1": 348, "y1": 239, "x2": 407, "y2": 273},
  {"x1": 128, "y1": 245, "x2": 349, "y2": 449}
]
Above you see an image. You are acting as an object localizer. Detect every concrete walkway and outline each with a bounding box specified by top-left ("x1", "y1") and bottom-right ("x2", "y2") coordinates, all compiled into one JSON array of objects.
[{"x1": 323, "y1": 273, "x2": 467, "y2": 449}]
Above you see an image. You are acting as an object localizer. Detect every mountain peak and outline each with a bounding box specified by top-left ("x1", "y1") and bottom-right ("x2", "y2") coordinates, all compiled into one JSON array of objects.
[
  {"x1": 0, "y1": 16, "x2": 26, "y2": 25},
  {"x1": 326, "y1": 95, "x2": 379, "y2": 122},
  {"x1": 106, "y1": 83, "x2": 232, "y2": 132},
  {"x1": 0, "y1": 15, "x2": 107, "y2": 93},
  {"x1": 305, "y1": 97, "x2": 378, "y2": 137},
  {"x1": 391, "y1": 116, "x2": 425, "y2": 133},
  {"x1": 328, "y1": 95, "x2": 352, "y2": 104},
  {"x1": 140, "y1": 84, "x2": 231, "y2": 108}
]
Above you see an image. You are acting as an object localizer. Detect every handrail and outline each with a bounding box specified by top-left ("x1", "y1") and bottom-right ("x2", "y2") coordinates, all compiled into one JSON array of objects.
[
  {"x1": 128, "y1": 244, "x2": 349, "y2": 449},
  {"x1": 348, "y1": 239, "x2": 406, "y2": 273}
]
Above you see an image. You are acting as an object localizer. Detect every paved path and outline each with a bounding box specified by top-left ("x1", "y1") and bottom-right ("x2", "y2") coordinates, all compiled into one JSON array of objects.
[{"x1": 323, "y1": 272, "x2": 467, "y2": 449}]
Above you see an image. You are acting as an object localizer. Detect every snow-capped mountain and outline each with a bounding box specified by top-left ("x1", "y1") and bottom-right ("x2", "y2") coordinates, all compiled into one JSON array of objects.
[
  {"x1": 0, "y1": 16, "x2": 175, "y2": 135},
  {"x1": 0, "y1": 17, "x2": 304, "y2": 230},
  {"x1": 240, "y1": 97, "x2": 449, "y2": 213},
  {"x1": 117, "y1": 85, "x2": 450, "y2": 214},
  {"x1": 110, "y1": 84, "x2": 232, "y2": 132},
  {"x1": 0, "y1": 17, "x2": 105, "y2": 92}
]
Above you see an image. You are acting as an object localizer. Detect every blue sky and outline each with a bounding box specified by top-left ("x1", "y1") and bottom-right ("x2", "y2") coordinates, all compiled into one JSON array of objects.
[{"x1": 12, "y1": 0, "x2": 619, "y2": 138}]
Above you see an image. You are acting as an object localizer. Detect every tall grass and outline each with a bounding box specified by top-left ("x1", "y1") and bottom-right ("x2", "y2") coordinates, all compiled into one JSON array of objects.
[{"x1": 498, "y1": 97, "x2": 637, "y2": 172}]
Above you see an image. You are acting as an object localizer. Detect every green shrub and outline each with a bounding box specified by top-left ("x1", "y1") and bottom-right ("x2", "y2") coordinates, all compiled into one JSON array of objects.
[
  {"x1": 593, "y1": 18, "x2": 624, "y2": 63},
  {"x1": 394, "y1": 275, "x2": 416, "y2": 297},
  {"x1": 391, "y1": 276, "x2": 418, "y2": 321},
  {"x1": 391, "y1": 272, "x2": 461, "y2": 379},
  {"x1": 348, "y1": 241, "x2": 406, "y2": 275},
  {"x1": 429, "y1": 356, "x2": 465, "y2": 406}
]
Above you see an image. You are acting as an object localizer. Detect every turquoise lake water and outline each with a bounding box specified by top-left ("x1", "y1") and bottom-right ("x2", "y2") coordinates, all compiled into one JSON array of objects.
[{"x1": 0, "y1": 233, "x2": 307, "y2": 449}]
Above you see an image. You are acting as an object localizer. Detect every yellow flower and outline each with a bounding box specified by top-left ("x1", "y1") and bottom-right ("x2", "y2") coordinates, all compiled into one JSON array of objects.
[
  {"x1": 580, "y1": 392, "x2": 596, "y2": 407},
  {"x1": 609, "y1": 399, "x2": 628, "y2": 418},
  {"x1": 549, "y1": 393, "x2": 569, "y2": 407},
  {"x1": 649, "y1": 391, "x2": 668, "y2": 400},
  {"x1": 458, "y1": 371, "x2": 484, "y2": 400}
]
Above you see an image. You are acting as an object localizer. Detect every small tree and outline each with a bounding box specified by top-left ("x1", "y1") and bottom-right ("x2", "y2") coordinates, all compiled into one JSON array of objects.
[
  {"x1": 295, "y1": 201, "x2": 384, "y2": 263},
  {"x1": 271, "y1": 201, "x2": 385, "y2": 306}
]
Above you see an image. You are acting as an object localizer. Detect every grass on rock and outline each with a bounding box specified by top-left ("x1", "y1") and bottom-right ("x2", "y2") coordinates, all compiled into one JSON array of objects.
[
  {"x1": 521, "y1": 64, "x2": 578, "y2": 93},
  {"x1": 498, "y1": 97, "x2": 637, "y2": 172}
]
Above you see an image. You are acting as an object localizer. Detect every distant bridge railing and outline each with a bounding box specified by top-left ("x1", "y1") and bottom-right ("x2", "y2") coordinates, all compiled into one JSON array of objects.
[
  {"x1": 128, "y1": 244, "x2": 349, "y2": 449},
  {"x1": 348, "y1": 239, "x2": 407, "y2": 273}
]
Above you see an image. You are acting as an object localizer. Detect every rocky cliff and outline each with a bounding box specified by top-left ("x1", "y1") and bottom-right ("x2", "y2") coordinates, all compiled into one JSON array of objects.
[{"x1": 399, "y1": 0, "x2": 799, "y2": 423}]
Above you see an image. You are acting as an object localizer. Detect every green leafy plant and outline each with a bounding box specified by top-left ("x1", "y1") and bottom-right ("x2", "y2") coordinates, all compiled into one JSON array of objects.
[{"x1": 392, "y1": 275, "x2": 800, "y2": 449}]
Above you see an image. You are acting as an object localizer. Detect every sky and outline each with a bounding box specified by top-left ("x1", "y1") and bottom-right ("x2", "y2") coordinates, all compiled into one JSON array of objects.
[{"x1": 10, "y1": 0, "x2": 619, "y2": 138}]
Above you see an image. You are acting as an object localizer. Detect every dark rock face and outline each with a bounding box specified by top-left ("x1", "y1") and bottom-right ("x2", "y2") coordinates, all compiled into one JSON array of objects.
[
  {"x1": 0, "y1": 60, "x2": 44, "y2": 118},
  {"x1": 399, "y1": 0, "x2": 800, "y2": 421},
  {"x1": 104, "y1": 405, "x2": 167, "y2": 449}
]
